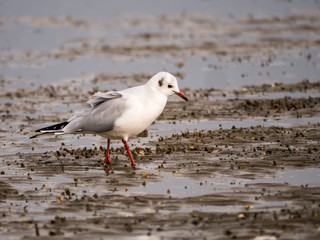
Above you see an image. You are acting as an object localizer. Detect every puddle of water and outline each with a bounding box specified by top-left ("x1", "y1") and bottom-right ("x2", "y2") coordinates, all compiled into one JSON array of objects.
[
  {"x1": 10, "y1": 181, "x2": 43, "y2": 189},
  {"x1": 125, "y1": 166, "x2": 320, "y2": 199},
  {"x1": 175, "y1": 200, "x2": 291, "y2": 214},
  {"x1": 125, "y1": 167, "x2": 320, "y2": 212},
  {"x1": 255, "y1": 200, "x2": 291, "y2": 209},
  {"x1": 174, "y1": 205, "x2": 245, "y2": 214},
  {"x1": 32, "y1": 175, "x2": 74, "y2": 183},
  {"x1": 2, "y1": 48, "x2": 319, "y2": 91},
  {"x1": 227, "y1": 90, "x2": 320, "y2": 101},
  {"x1": 182, "y1": 50, "x2": 320, "y2": 89},
  {"x1": 2, "y1": 0, "x2": 316, "y2": 25},
  {"x1": 4, "y1": 199, "x2": 51, "y2": 216},
  {"x1": 127, "y1": 171, "x2": 234, "y2": 198},
  {"x1": 251, "y1": 168, "x2": 320, "y2": 187},
  {"x1": 149, "y1": 115, "x2": 320, "y2": 138},
  {"x1": 10, "y1": 175, "x2": 74, "y2": 193}
]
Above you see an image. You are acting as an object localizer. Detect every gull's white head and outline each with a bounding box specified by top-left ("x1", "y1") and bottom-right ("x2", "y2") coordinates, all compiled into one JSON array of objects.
[{"x1": 147, "y1": 72, "x2": 188, "y2": 101}]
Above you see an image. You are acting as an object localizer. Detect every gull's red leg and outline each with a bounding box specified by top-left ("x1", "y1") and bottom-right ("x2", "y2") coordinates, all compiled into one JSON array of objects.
[
  {"x1": 104, "y1": 139, "x2": 112, "y2": 165},
  {"x1": 122, "y1": 140, "x2": 137, "y2": 167}
]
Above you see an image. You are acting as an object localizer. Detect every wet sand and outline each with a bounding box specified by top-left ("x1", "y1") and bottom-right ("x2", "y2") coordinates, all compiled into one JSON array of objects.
[
  {"x1": 1, "y1": 80, "x2": 320, "y2": 240},
  {"x1": 1, "y1": 2, "x2": 320, "y2": 239}
]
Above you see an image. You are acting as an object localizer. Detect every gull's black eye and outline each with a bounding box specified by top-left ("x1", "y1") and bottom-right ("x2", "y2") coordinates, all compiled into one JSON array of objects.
[{"x1": 168, "y1": 84, "x2": 173, "y2": 88}]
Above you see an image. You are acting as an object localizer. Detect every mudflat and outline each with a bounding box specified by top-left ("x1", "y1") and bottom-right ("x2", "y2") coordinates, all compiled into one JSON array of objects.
[
  {"x1": 1, "y1": 1, "x2": 320, "y2": 239},
  {"x1": 1, "y1": 80, "x2": 320, "y2": 240}
]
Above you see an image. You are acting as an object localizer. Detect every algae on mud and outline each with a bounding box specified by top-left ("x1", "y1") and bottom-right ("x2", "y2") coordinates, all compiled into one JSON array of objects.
[
  {"x1": 1, "y1": 77, "x2": 320, "y2": 240},
  {"x1": 1, "y1": 122, "x2": 320, "y2": 239},
  {"x1": 1, "y1": 1, "x2": 320, "y2": 239},
  {"x1": 1, "y1": 73, "x2": 320, "y2": 240}
]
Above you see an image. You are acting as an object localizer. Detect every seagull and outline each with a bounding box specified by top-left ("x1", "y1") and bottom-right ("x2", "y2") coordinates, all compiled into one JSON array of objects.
[{"x1": 30, "y1": 72, "x2": 188, "y2": 167}]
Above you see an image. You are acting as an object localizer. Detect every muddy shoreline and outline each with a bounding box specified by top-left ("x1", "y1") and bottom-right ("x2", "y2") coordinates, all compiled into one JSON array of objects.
[
  {"x1": 1, "y1": 123, "x2": 320, "y2": 239},
  {"x1": 1, "y1": 80, "x2": 320, "y2": 239},
  {"x1": 1, "y1": 2, "x2": 320, "y2": 239}
]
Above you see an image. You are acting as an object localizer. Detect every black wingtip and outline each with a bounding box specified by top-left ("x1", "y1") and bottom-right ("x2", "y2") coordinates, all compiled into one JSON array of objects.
[{"x1": 35, "y1": 121, "x2": 69, "y2": 132}]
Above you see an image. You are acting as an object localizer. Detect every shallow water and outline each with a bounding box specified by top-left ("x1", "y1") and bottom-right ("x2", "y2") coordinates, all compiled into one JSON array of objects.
[
  {"x1": 1, "y1": 1, "x2": 320, "y2": 239},
  {"x1": 1, "y1": 0, "x2": 320, "y2": 90},
  {"x1": 1, "y1": 114, "x2": 319, "y2": 156}
]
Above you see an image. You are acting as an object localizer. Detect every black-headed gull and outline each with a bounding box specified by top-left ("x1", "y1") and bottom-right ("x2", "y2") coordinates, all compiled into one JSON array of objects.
[{"x1": 30, "y1": 72, "x2": 188, "y2": 167}]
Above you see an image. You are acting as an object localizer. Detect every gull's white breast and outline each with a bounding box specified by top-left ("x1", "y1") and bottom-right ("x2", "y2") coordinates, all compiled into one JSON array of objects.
[{"x1": 105, "y1": 85, "x2": 167, "y2": 140}]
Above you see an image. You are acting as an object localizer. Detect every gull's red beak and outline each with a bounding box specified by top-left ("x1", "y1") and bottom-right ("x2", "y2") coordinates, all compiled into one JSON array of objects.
[{"x1": 174, "y1": 91, "x2": 188, "y2": 102}]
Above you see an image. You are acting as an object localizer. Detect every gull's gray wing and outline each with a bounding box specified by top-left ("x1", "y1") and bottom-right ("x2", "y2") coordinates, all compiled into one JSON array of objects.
[
  {"x1": 87, "y1": 91, "x2": 122, "y2": 109},
  {"x1": 63, "y1": 92, "x2": 127, "y2": 134}
]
